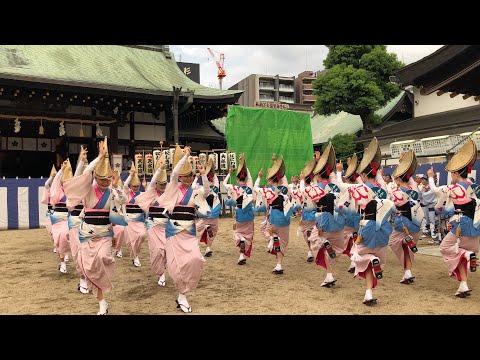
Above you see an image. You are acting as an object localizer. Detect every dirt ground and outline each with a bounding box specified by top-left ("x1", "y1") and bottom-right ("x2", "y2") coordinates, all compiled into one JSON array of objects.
[{"x1": 0, "y1": 215, "x2": 479, "y2": 315}]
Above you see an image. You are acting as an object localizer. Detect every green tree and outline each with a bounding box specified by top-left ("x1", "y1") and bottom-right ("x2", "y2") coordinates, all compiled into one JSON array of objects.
[
  {"x1": 313, "y1": 45, "x2": 404, "y2": 135},
  {"x1": 322, "y1": 133, "x2": 356, "y2": 163}
]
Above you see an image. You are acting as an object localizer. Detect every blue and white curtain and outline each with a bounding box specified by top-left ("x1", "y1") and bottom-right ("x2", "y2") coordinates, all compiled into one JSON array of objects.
[{"x1": 0, "y1": 178, "x2": 48, "y2": 230}]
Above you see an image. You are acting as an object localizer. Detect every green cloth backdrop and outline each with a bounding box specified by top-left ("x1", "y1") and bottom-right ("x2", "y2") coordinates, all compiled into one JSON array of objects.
[{"x1": 225, "y1": 106, "x2": 313, "y2": 186}]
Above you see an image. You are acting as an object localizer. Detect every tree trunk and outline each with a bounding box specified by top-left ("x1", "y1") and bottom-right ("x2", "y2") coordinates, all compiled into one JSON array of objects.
[{"x1": 360, "y1": 112, "x2": 375, "y2": 136}]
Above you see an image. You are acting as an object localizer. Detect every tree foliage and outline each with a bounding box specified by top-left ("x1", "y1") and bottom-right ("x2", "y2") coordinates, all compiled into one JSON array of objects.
[
  {"x1": 313, "y1": 45, "x2": 404, "y2": 135},
  {"x1": 322, "y1": 133, "x2": 356, "y2": 162}
]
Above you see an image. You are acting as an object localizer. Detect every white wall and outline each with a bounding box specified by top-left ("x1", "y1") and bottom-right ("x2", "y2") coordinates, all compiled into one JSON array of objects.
[{"x1": 413, "y1": 87, "x2": 479, "y2": 117}]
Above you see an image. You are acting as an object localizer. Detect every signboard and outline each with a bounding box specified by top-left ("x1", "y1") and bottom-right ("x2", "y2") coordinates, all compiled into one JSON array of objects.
[
  {"x1": 254, "y1": 101, "x2": 289, "y2": 110},
  {"x1": 177, "y1": 62, "x2": 200, "y2": 83}
]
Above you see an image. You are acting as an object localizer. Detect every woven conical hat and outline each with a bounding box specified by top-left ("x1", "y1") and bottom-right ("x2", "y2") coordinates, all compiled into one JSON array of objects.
[
  {"x1": 172, "y1": 144, "x2": 193, "y2": 176},
  {"x1": 236, "y1": 153, "x2": 247, "y2": 178},
  {"x1": 267, "y1": 155, "x2": 286, "y2": 180},
  {"x1": 302, "y1": 158, "x2": 317, "y2": 178},
  {"x1": 129, "y1": 163, "x2": 140, "y2": 186},
  {"x1": 154, "y1": 152, "x2": 166, "y2": 173},
  {"x1": 345, "y1": 153, "x2": 359, "y2": 179},
  {"x1": 392, "y1": 149, "x2": 417, "y2": 178},
  {"x1": 94, "y1": 137, "x2": 112, "y2": 179},
  {"x1": 50, "y1": 164, "x2": 57, "y2": 178},
  {"x1": 62, "y1": 159, "x2": 73, "y2": 181},
  {"x1": 157, "y1": 168, "x2": 167, "y2": 184},
  {"x1": 313, "y1": 142, "x2": 336, "y2": 175},
  {"x1": 357, "y1": 137, "x2": 381, "y2": 175},
  {"x1": 205, "y1": 154, "x2": 216, "y2": 176},
  {"x1": 445, "y1": 139, "x2": 478, "y2": 172}
]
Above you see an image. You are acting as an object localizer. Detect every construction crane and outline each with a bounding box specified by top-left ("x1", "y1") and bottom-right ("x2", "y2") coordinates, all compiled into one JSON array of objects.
[{"x1": 207, "y1": 47, "x2": 226, "y2": 89}]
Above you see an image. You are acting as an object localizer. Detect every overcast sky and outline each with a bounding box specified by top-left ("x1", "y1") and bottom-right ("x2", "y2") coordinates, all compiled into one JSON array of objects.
[{"x1": 169, "y1": 45, "x2": 444, "y2": 90}]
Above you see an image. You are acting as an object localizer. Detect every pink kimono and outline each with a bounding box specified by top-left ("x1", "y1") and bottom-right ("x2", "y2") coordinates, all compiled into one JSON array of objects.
[
  {"x1": 63, "y1": 157, "x2": 127, "y2": 295},
  {"x1": 123, "y1": 183, "x2": 147, "y2": 258},
  {"x1": 156, "y1": 154, "x2": 208, "y2": 294},
  {"x1": 41, "y1": 177, "x2": 53, "y2": 241},
  {"x1": 135, "y1": 167, "x2": 169, "y2": 278},
  {"x1": 49, "y1": 170, "x2": 70, "y2": 258}
]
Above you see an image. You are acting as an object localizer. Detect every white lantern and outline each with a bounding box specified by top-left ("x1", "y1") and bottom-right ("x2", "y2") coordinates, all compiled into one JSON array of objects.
[
  {"x1": 199, "y1": 153, "x2": 207, "y2": 167},
  {"x1": 163, "y1": 150, "x2": 171, "y2": 169},
  {"x1": 228, "y1": 152, "x2": 237, "y2": 169},
  {"x1": 169, "y1": 148, "x2": 175, "y2": 169},
  {"x1": 220, "y1": 152, "x2": 228, "y2": 171},
  {"x1": 211, "y1": 153, "x2": 219, "y2": 171},
  {"x1": 188, "y1": 156, "x2": 196, "y2": 172},
  {"x1": 145, "y1": 153, "x2": 154, "y2": 176},
  {"x1": 153, "y1": 150, "x2": 162, "y2": 167},
  {"x1": 134, "y1": 153, "x2": 144, "y2": 176}
]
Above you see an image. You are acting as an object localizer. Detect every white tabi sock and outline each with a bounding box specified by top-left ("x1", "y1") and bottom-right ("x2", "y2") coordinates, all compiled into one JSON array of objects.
[
  {"x1": 80, "y1": 278, "x2": 87, "y2": 288},
  {"x1": 325, "y1": 273, "x2": 334, "y2": 282},
  {"x1": 404, "y1": 270, "x2": 412, "y2": 279},
  {"x1": 365, "y1": 289, "x2": 373, "y2": 301}
]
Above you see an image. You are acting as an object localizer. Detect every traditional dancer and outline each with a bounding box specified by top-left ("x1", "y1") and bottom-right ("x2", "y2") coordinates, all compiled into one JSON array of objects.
[
  {"x1": 41, "y1": 164, "x2": 57, "y2": 252},
  {"x1": 428, "y1": 139, "x2": 480, "y2": 297},
  {"x1": 63, "y1": 138, "x2": 127, "y2": 315},
  {"x1": 298, "y1": 156, "x2": 318, "y2": 262},
  {"x1": 112, "y1": 175, "x2": 127, "y2": 259},
  {"x1": 258, "y1": 154, "x2": 298, "y2": 274},
  {"x1": 346, "y1": 137, "x2": 395, "y2": 305},
  {"x1": 49, "y1": 158, "x2": 74, "y2": 273},
  {"x1": 389, "y1": 149, "x2": 424, "y2": 284},
  {"x1": 67, "y1": 146, "x2": 92, "y2": 293},
  {"x1": 223, "y1": 153, "x2": 255, "y2": 265},
  {"x1": 195, "y1": 155, "x2": 222, "y2": 258},
  {"x1": 136, "y1": 152, "x2": 170, "y2": 287},
  {"x1": 155, "y1": 144, "x2": 210, "y2": 313},
  {"x1": 335, "y1": 154, "x2": 363, "y2": 273},
  {"x1": 124, "y1": 163, "x2": 147, "y2": 267},
  {"x1": 306, "y1": 143, "x2": 347, "y2": 287}
]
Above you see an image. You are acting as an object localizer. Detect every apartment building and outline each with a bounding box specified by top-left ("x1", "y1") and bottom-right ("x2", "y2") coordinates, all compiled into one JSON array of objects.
[{"x1": 229, "y1": 74, "x2": 295, "y2": 107}]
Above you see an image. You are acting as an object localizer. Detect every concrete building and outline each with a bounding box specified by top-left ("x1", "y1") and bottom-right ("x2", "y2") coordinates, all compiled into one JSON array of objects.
[
  {"x1": 229, "y1": 74, "x2": 295, "y2": 107},
  {"x1": 294, "y1": 70, "x2": 317, "y2": 106}
]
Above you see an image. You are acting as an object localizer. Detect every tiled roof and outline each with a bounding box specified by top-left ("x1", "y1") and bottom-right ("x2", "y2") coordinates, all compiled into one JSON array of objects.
[{"x1": 0, "y1": 45, "x2": 243, "y2": 100}]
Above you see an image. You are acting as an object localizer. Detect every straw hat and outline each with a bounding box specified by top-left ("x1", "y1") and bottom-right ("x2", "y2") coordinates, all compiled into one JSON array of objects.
[
  {"x1": 129, "y1": 163, "x2": 140, "y2": 187},
  {"x1": 50, "y1": 164, "x2": 57, "y2": 178},
  {"x1": 154, "y1": 151, "x2": 166, "y2": 173},
  {"x1": 445, "y1": 139, "x2": 478, "y2": 172},
  {"x1": 392, "y1": 149, "x2": 417, "y2": 178},
  {"x1": 313, "y1": 142, "x2": 336, "y2": 175},
  {"x1": 206, "y1": 154, "x2": 216, "y2": 176},
  {"x1": 267, "y1": 154, "x2": 286, "y2": 181},
  {"x1": 172, "y1": 144, "x2": 193, "y2": 176},
  {"x1": 62, "y1": 159, "x2": 73, "y2": 181},
  {"x1": 117, "y1": 174, "x2": 124, "y2": 188},
  {"x1": 357, "y1": 137, "x2": 381, "y2": 175},
  {"x1": 94, "y1": 137, "x2": 113, "y2": 179},
  {"x1": 154, "y1": 152, "x2": 167, "y2": 184},
  {"x1": 236, "y1": 153, "x2": 247, "y2": 178},
  {"x1": 301, "y1": 158, "x2": 317, "y2": 179},
  {"x1": 345, "y1": 153, "x2": 358, "y2": 179}
]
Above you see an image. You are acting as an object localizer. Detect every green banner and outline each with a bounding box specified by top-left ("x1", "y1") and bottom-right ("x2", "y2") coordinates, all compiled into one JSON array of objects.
[{"x1": 225, "y1": 106, "x2": 313, "y2": 186}]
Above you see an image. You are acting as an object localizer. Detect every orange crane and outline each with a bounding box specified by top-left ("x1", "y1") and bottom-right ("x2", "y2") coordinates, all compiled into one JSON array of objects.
[{"x1": 207, "y1": 47, "x2": 226, "y2": 89}]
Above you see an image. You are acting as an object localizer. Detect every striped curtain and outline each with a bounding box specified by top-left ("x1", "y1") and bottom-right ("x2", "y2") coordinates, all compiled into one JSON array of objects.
[{"x1": 0, "y1": 178, "x2": 48, "y2": 230}]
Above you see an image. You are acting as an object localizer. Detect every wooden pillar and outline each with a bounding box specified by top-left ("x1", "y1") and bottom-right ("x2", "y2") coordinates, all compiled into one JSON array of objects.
[
  {"x1": 173, "y1": 88, "x2": 180, "y2": 144},
  {"x1": 165, "y1": 108, "x2": 173, "y2": 144},
  {"x1": 110, "y1": 122, "x2": 118, "y2": 153},
  {"x1": 129, "y1": 112, "x2": 135, "y2": 158}
]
